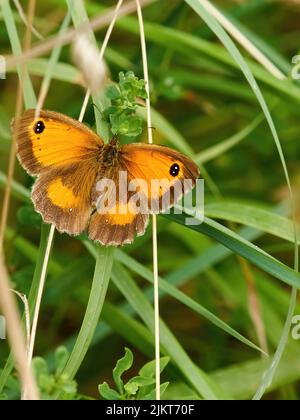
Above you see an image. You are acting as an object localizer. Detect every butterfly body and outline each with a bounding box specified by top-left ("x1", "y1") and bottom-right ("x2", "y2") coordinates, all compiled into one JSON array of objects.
[{"x1": 14, "y1": 109, "x2": 199, "y2": 246}]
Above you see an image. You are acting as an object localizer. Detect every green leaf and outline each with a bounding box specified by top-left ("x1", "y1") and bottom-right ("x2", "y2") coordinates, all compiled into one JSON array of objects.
[
  {"x1": 106, "y1": 85, "x2": 121, "y2": 100},
  {"x1": 139, "y1": 357, "x2": 170, "y2": 378},
  {"x1": 39, "y1": 374, "x2": 55, "y2": 394},
  {"x1": 141, "y1": 382, "x2": 169, "y2": 400},
  {"x1": 59, "y1": 379, "x2": 77, "y2": 396},
  {"x1": 104, "y1": 71, "x2": 146, "y2": 137},
  {"x1": 55, "y1": 347, "x2": 70, "y2": 376},
  {"x1": 33, "y1": 357, "x2": 49, "y2": 377},
  {"x1": 113, "y1": 348, "x2": 134, "y2": 394},
  {"x1": 166, "y1": 212, "x2": 300, "y2": 290},
  {"x1": 205, "y1": 200, "x2": 298, "y2": 243},
  {"x1": 124, "y1": 376, "x2": 155, "y2": 396},
  {"x1": 99, "y1": 382, "x2": 121, "y2": 400}
]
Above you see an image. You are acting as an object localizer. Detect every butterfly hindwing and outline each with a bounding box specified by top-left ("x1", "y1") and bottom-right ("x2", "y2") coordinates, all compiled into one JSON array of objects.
[
  {"x1": 88, "y1": 209, "x2": 149, "y2": 246},
  {"x1": 88, "y1": 166, "x2": 149, "y2": 246},
  {"x1": 32, "y1": 162, "x2": 99, "y2": 235}
]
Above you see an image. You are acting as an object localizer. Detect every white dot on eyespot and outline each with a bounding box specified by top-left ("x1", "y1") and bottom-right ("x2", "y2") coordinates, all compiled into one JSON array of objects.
[{"x1": 69, "y1": 208, "x2": 73, "y2": 213}]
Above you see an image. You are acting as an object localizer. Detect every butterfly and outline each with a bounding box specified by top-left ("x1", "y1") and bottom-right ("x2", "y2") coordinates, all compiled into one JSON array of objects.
[{"x1": 14, "y1": 109, "x2": 199, "y2": 246}]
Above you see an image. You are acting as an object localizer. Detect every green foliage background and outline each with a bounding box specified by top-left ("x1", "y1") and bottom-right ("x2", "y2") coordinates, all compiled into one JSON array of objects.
[{"x1": 1, "y1": 0, "x2": 300, "y2": 400}]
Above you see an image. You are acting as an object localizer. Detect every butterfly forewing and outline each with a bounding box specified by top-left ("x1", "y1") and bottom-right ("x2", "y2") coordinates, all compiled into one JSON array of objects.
[
  {"x1": 120, "y1": 143, "x2": 199, "y2": 213},
  {"x1": 15, "y1": 109, "x2": 103, "y2": 175},
  {"x1": 15, "y1": 109, "x2": 102, "y2": 235}
]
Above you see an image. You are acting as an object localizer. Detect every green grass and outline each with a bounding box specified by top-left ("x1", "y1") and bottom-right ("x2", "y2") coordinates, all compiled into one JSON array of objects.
[{"x1": 1, "y1": 0, "x2": 300, "y2": 401}]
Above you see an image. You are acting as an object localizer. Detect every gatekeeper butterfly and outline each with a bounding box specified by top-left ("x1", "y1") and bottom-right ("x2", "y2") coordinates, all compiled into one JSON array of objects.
[{"x1": 14, "y1": 109, "x2": 199, "y2": 246}]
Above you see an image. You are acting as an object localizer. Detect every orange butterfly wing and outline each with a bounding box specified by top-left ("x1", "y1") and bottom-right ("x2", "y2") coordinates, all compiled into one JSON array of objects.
[
  {"x1": 15, "y1": 109, "x2": 102, "y2": 175},
  {"x1": 88, "y1": 143, "x2": 199, "y2": 246},
  {"x1": 120, "y1": 143, "x2": 199, "y2": 212},
  {"x1": 88, "y1": 166, "x2": 149, "y2": 246},
  {"x1": 32, "y1": 162, "x2": 99, "y2": 234},
  {"x1": 15, "y1": 109, "x2": 102, "y2": 235}
]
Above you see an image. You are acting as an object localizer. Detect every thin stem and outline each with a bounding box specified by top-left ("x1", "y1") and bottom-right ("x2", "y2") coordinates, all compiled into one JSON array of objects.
[
  {"x1": 136, "y1": 0, "x2": 160, "y2": 400},
  {"x1": 238, "y1": 257, "x2": 268, "y2": 356},
  {"x1": 79, "y1": 0, "x2": 124, "y2": 122},
  {"x1": 10, "y1": 290, "x2": 31, "y2": 356},
  {"x1": 5, "y1": 0, "x2": 156, "y2": 72},
  {"x1": 12, "y1": 0, "x2": 43, "y2": 40},
  {"x1": 35, "y1": 9, "x2": 72, "y2": 117},
  {"x1": 198, "y1": 0, "x2": 286, "y2": 80},
  {"x1": 0, "y1": 256, "x2": 39, "y2": 400},
  {"x1": 27, "y1": 224, "x2": 55, "y2": 365}
]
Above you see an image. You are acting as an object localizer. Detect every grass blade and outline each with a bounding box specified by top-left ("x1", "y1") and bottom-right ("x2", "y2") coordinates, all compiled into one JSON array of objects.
[
  {"x1": 115, "y1": 250, "x2": 264, "y2": 354},
  {"x1": 205, "y1": 201, "x2": 298, "y2": 243},
  {"x1": 165, "y1": 212, "x2": 300, "y2": 290},
  {"x1": 62, "y1": 246, "x2": 114, "y2": 380},
  {"x1": 112, "y1": 262, "x2": 228, "y2": 400}
]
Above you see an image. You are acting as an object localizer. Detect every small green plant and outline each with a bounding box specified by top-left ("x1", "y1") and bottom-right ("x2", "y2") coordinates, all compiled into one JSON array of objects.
[
  {"x1": 103, "y1": 71, "x2": 147, "y2": 137},
  {"x1": 99, "y1": 348, "x2": 170, "y2": 400},
  {"x1": 33, "y1": 347, "x2": 78, "y2": 400}
]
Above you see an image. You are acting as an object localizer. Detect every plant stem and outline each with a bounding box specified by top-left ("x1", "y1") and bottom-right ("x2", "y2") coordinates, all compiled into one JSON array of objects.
[
  {"x1": 27, "y1": 224, "x2": 55, "y2": 365},
  {"x1": 136, "y1": 0, "x2": 160, "y2": 401},
  {"x1": 0, "y1": 255, "x2": 39, "y2": 400},
  {"x1": 62, "y1": 246, "x2": 114, "y2": 380}
]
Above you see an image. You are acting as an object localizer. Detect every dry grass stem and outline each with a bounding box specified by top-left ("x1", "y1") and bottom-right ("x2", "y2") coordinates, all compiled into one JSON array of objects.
[
  {"x1": 136, "y1": 0, "x2": 161, "y2": 401},
  {"x1": 0, "y1": 256, "x2": 39, "y2": 399},
  {"x1": 5, "y1": 0, "x2": 156, "y2": 72}
]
